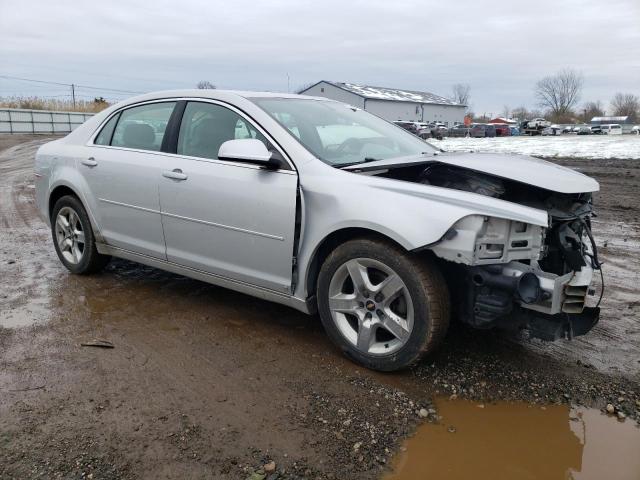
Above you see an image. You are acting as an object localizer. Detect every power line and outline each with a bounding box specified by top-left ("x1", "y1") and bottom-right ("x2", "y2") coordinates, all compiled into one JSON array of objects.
[{"x1": 0, "y1": 74, "x2": 143, "y2": 94}]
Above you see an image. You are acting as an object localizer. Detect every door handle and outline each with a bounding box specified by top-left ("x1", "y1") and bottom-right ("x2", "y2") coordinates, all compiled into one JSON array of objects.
[
  {"x1": 162, "y1": 169, "x2": 188, "y2": 181},
  {"x1": 81, "y1": 157, "x2": 98, "y2": 167}
]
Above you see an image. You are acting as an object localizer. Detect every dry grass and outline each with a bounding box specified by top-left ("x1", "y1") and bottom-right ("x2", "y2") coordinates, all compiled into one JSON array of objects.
[{"x1": 0, "y1": 96, "x2": 112, "y2": 113}]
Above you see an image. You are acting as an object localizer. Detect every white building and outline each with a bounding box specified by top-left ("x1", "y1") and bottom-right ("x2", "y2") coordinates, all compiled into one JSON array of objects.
[{"x1": 299, "y1": 81, "x2": 466, "y2": 126}]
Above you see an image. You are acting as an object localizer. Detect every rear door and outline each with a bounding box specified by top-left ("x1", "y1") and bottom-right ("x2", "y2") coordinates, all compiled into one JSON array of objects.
[
  {"x1": 158, "y1": 100, "x2": 298, "y2": 293},
  {"x1": 82, "y1": 101, "x2": 176, "y2": 259}
]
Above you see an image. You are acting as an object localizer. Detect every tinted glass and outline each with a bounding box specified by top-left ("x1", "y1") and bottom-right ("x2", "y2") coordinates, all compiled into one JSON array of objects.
[
  {"x1": 252, "y1": 98, "x2": 437, "y2": 166},
  {"x1": 111, "y1": 102, "x2": 176, "y2": 151},
  {"x1": 94, "y1": 112, "x2": 120, "y2": 145},
  {"x1": 177, "y1": 102, "x2": 268, "y2": 160}
]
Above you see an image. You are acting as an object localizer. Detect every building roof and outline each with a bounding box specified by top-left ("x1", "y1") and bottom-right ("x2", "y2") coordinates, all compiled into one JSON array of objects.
[
  {"x1": 591, "y1": 116, "x2": 628, "y2": 122},
  {"x1": 316, "y1": 81, "x2": 464, "y2": 107},
  {"x1": 489, "y1": 117, "x2": 517, "y2": 124}
]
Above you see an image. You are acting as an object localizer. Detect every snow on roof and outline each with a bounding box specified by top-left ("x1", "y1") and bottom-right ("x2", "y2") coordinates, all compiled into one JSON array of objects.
[
  {"x1": 325, "y1": 81, "x2": 463, "y2": 106},
  {"x1": 489, "y1": 117, "x2": 518, "y2": 124},
  {"x1": 591, "y1": 116, "x2": 628, "y2": 122}
]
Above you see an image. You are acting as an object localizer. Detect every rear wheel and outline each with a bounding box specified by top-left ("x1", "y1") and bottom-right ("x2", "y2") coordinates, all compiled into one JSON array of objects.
[
  {"x1": 51, "y1": 195, "x2": 110, "y2": 274},
  {"x1": 317, "y1": 238, "x2": 450, "y2": 371}
]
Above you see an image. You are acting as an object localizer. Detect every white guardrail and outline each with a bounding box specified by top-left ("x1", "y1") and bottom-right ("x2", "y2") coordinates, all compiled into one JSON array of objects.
[{"x1": 0, "y1": 108, "x2": 94, "y2": 134}]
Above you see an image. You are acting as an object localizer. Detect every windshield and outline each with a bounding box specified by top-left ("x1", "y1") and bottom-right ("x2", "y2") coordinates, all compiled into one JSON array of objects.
[{"x1": 251, "y1": 98, "x2": 438, "y2": 166}]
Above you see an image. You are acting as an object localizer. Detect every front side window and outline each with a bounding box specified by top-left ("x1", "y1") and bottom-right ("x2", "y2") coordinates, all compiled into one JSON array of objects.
[
  {"x1": 177, "y1": 101, "x2": 268, "y2": 160},
  {"x1": 111, "y1": 102, "x2": 176, "y2": 151},
  {"x1": 252, "y1": 98, "x2": 438, "y2": 166}
]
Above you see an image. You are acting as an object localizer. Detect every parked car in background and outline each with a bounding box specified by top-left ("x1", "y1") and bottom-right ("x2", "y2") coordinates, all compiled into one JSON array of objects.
[
  {"x1": 448, "y1": 124, "x2": 471, "y2": 137},
  {"x1": 562, "y1": 126, "x2": 574, "y2": 134},
  {"x1": 470, "y1": 123, "x2": 496, "y2": 138},
  {"x1": 526, "y1": 118, "x2": 552, "y2": 129},
  {"x1": 590, "y1": 125, "x2": 603, "y2": 135},
  {"x1": 577, "y1": 126, "x2": 591, "y2": 135},
  {"x1": 469, "y1": 124, "x2": 486, "y2": 138},
  {"x1": 416, "y1": 123, "x2": 447, "y2": 140},
  {"x1": 35, "y1": 89, "x2": 603, "y2": 371},
  {"x1": 417, "y1": 125, "x2": 434, "y2": 139},
  {"x1": 509, "y1": 126, "x2": 520, "y2": 136},
  {"x1": 632, "y1": 125, "x2": 639, "y2": 135},
  {"x1": 394, "y1": 121, "x2": 419, "y2": 134},
  {"x1": 493, "y1": 124, "x2": 511, "y2": 137},
  {"x1": 484, "y1": 124, "x2": 496, "y2": 137},
  {"x1": 600, "y1": 124, "x2": 622, "y2": 135},
  {"x1": 542, "y1": 125, "x2": 563, "y2": 136}
]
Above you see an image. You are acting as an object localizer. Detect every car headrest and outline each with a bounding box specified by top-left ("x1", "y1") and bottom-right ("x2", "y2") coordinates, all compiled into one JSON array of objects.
[{"x1": 123, "y1": 123, "x2": 156, "y2": 149}]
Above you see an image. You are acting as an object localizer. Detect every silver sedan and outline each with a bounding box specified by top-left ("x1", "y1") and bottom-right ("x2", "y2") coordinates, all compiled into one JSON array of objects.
[{"x1": 35, "y1": 90, "x2": 602, "y2": 371}]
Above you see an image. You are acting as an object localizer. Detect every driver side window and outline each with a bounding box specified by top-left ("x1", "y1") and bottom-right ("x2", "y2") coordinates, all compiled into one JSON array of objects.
[{"x1": 177, "y1": 102, "x2": 268, "y2": 160}]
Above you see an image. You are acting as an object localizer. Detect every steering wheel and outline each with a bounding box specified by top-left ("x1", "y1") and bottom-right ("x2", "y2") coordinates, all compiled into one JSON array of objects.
[{"x1": 335, "y1": 137, "x2": 364, "y2": 155}]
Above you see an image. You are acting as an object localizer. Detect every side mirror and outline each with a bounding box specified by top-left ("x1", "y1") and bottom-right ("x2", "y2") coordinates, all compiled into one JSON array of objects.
[{"x1": 218, "y1": 139, "x2": 281, "y2": 169}]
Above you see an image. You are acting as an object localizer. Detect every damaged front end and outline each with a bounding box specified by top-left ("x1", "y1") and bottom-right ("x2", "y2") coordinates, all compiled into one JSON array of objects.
[{"x1": 422, "y1": 165, "x2": 602, "y2": 341}]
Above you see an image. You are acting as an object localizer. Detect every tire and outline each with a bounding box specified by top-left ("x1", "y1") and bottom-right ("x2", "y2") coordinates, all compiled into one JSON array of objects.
[
  {"x1": 317, "y1": 238, "x2": 450, "y2": 371},
  {"x1": 51, "y1": 195, "x2": 110, "y2": 274}
]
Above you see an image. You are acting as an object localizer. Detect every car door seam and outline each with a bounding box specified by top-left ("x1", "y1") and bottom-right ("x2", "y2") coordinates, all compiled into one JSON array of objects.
[{"x1": 157, "y1": 184, "x2": 169, "y2": 260}]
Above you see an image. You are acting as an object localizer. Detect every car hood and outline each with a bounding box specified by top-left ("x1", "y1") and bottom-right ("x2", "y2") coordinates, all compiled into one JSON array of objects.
[{"x1": 343, "y1": 152, "x2": 599, "y2": 194}]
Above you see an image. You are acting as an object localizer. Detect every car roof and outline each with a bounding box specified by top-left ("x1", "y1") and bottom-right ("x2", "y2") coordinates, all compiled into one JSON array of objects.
[{"x1": 113, "y1": 89, "x2": 334, "y2": 107}]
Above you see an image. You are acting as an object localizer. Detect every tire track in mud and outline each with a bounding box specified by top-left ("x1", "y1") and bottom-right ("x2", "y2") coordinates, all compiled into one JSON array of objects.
[{"x1": 0, "y1": 137, "x2": 62, "y2": 328}]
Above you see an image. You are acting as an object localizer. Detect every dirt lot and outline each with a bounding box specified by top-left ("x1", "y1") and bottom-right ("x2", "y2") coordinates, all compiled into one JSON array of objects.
[{"x1": 1, "y1": 135, "x2": 639, "y2": 479}]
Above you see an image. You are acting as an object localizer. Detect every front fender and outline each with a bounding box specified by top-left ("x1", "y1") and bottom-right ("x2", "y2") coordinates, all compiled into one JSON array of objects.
[{"x1": 294, "y1": 168, "x2": 549, "y2": 299}]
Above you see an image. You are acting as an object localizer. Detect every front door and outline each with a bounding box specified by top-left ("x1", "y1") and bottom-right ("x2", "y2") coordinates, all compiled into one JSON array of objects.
[
  {"x1": 158, "y1": 101, "x2": 298, "y2": 293},
  {"x1": 81, "y1": 101, "x2": 176, "y2": 259}
]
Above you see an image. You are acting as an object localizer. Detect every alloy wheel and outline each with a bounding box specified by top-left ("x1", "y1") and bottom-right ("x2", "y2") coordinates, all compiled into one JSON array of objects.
[
  {"x1": 327, "y1": 258, "x2": 414, "y2": 356},
  {"x1": 54, "y1": 206, "x2": 86, "y2": 265}
]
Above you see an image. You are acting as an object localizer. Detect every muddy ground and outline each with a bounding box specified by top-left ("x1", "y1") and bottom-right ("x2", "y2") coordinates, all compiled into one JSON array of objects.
[{"x1": 0, "y1": 135, "x2": 639, "y2": 479}]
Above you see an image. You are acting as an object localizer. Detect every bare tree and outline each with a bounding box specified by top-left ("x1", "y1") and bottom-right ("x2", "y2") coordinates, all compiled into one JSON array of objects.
[
  {"x1": 528, "y1": 108, "x2": 544, "y2": 119},
  {"x1": 610, "y1": 93, "x2": 639, "y2": 122},
  {"x1": 534, "y1": 69, "x2": 583, "y2": 122},
  {"x1": 510, "y1": 106, "x2": 529, "y2": 122},
  {"x1": 196, "y1": 80, "x2": 216, "y2": 89},
  {"x1": 451, "y1": 83, "x2": 471, "y2": 107},
  {"x1": 502, "y1": 105, "x2": 511, "y2": 119},
  {"x1": 580, "y1": 100, "x2": 605, "y2": 123}
]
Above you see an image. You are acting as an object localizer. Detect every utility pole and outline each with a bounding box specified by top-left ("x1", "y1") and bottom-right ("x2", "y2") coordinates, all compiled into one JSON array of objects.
[
  {"x1": 286, "y1": 73, "x2": 290, "y2": 93},
  {"x1": 71, "y1": 83, "x2": 76, "y2": 109}
]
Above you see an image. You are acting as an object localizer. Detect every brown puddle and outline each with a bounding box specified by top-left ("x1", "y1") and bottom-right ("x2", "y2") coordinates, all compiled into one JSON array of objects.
[{"x1": 385, "y1": 399, "x2": 640, "y2": 480}]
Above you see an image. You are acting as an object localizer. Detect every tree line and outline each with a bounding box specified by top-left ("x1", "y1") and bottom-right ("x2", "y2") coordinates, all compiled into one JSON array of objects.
[{"x1": 453, "y1": 70, "x2": 639, "y2": 124}]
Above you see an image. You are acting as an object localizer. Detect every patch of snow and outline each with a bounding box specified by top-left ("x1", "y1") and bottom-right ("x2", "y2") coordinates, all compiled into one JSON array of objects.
[
  {"x1": 437, "y1": 135, "x2": 640, "y2": 159},
  {"x1": 330, "y1": 82, "x2": 460, "y2": 106}
]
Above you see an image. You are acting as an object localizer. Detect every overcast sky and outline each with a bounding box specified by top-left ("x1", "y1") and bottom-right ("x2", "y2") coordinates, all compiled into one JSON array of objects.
[{"x1": 1, "y1": 0, "x2": 638, "y2": 114}]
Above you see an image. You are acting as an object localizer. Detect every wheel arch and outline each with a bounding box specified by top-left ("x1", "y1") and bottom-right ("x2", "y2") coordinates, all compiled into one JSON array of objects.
[
  {"x1": 48, "y1": 184, "x2": 80, "y2": 219},
  {"x1": 303, "y1": 227, "x2": 409, "y2": 301},
  {"x1": 47, "y1": 181, "x2": 104, "y2": 243}
]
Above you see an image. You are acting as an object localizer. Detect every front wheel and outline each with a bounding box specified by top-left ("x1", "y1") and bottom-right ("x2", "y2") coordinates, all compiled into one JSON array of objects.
[
  {"x1": 51, "y1": 195, "x2": 110, "y2": 274},
  {"x1": 317, "y1": 238, "x2": 450, "y2": 371}
]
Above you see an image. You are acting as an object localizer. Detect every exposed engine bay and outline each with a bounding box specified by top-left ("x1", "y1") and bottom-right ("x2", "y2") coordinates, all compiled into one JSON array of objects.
[{"x1": 372, "y1": 161, "x2": 603, "y2": 341}]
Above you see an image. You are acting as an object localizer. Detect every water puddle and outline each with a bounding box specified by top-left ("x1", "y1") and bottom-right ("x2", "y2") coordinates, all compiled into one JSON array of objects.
[{"x1": 385, "y1": 399, "x2": 640, "y2": 480}]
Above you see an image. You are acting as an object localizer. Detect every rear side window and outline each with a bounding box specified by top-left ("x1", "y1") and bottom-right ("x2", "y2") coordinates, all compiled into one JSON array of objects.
[
  {"x1": 177, "y1": 101, "x2": 268, "y2": 160},
  {"x1": 94, "y1": 112, "x2": 120, "y2": 145},
  {"x1": 110, "y1": 102, "x2": 176, "y2": 151}
]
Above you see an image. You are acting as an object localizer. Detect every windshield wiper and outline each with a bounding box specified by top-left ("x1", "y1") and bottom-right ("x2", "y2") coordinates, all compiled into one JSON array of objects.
[{"x1": 338, "y1": 157, "x2": 380, "y2": 169}]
